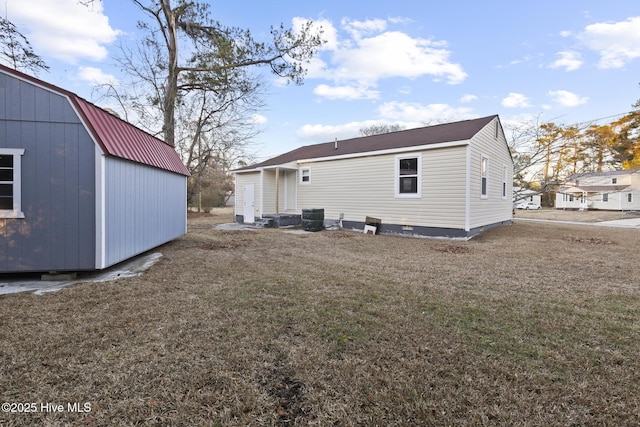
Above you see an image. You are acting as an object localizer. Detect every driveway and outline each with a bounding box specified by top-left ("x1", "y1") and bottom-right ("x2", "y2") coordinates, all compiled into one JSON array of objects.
[{"x1": 514, "y1": 217, "x2": 640, "y2": 228}]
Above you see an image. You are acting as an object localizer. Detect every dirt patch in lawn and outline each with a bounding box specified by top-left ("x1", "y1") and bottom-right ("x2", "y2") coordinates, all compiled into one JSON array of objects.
[{"x1": 2, "y1": 209, "x2": 640, "y2": 426}]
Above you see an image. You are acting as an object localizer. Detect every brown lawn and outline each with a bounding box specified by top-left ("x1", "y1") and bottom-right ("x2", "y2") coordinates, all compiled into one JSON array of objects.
[{"x1": 1, "y1": 208, "x2": 639, "y2": 426}]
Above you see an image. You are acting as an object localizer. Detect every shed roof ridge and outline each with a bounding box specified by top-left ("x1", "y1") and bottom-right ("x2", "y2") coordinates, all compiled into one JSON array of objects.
[{"x1": 0, "y1": 64, "x2": 189, "y2": 176}]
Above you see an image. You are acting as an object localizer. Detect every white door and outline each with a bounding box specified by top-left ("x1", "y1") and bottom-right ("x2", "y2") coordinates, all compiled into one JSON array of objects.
[{"x1": 243, "y1": 183, "x2": 255, "y2": 223}]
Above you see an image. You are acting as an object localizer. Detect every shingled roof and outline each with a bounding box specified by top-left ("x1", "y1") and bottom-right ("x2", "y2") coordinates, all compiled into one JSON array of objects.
[
  {"x1": 236, "y1": 115, "x2": 498, "y2": 171},
  {"x1": 0, "y1": 64, "x2": 190, "y2": 176}
]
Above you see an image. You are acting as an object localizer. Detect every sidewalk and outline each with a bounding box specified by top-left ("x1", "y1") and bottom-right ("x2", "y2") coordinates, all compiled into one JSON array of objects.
[{"x1": 515, "y1": 217, "x2": 640, "y2": 228}]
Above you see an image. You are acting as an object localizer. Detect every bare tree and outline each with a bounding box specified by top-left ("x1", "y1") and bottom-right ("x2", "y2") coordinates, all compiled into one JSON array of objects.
[
  {"x1": 130, "y1": 0, "x2": 325, "y2": 147},
  {"x1": 0, "y1": 17, "x2": 48, "y2": 74},
  {"x1": 359, "y1": 122, "x2": 405, "y2": 136}
]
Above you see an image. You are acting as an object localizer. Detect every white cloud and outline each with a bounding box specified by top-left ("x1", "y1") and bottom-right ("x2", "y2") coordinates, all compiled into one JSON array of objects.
[
  {"x1": 293, "y1": 17, "x2": 337, "y2": 51},
  {"x1": 332, "y1": 30, "x2": 467, "y2": 85},
  {"x1": 297, "y1": 16, "x2": 467, "y2": 100},
  {"x1": 297, "y1": 121, "x2": 371, "y2": 141},
  {"x1": 577, "y1": 16, "x2": 640, "y2": 68},
  {"x1": 296, "y1": 101, "x2": 473, "y2": 142},
  {"x1": 313, "y1": 84, "x2": 380, "y2": 100},
  {"x1": 502, "y1": 93, "x2": 530, "y2": 108},
  {"x1": 376, "y1": 101, "x2": 472, "y2": 122},
  {"x1": 549, "y1": 51, "x2": 583, "y2": 71},
  {"x1": 77, "y1": 67, "x2": 118, "y2": 86},
  {"x1": 548, "y1": 90, "x2": 588, "y2": 107},
  {"x1": 6, "y1": 0, "x2": 121, "y2": 63},
  {"x1": 341, "y1": 18, "x2": 387, "y2": 39},
  {"x1": 460, "y1": 94, "x2": 478, "y2": 103},
  {"x1": 251, "y1": 114, "x2": 268, "y2": 125}
]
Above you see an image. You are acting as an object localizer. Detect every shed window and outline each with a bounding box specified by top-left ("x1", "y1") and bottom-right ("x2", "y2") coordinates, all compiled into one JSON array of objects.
[
  {"x1": 395, "y1": 154, "x2": 421, "y2": 198},
  {"x1": 481, "y1": 156, "x2": 488, "y2": 198},
  {"x1": 0, "y1": 149, "x2": 25, "y2": 218}
]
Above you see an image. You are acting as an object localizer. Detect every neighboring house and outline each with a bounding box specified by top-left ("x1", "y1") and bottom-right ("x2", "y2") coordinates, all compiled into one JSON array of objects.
[
  {"x1": 233, "y1": 115, "x2": 513, "y2": 239},
  {"x1": 556, "y1": 170, "x2": 640, "y2": 211},
  {"x1": 513, "y1": 187, "x2": 541, "y2": 206},
  {"x1": 0, "y1": 65, "x2": 190, "y2": 273}
]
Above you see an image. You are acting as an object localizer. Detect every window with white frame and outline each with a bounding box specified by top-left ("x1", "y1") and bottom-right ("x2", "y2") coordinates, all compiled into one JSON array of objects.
[
  {"x1": 395, "y1": 154, "x2": 421, "y2": 198},
  {"x1": 480, "y1": 156, "x2": 488, "y2": 198},
  {"x1": 612, "y1": 177, "x2": 617, "y2": 184},
  {"x1": 603, "y1": 193, "x2": 608, "y2": 202},
  {"x1": 300, "y1": 167, "x2": 311, "y2": 184},
  {"x1": 502, "y1": 165, "x2": 507, "y2": 198},
  {"x1": 628, "y1": 193, "x2": 633, "y2": 203},
  {"x1": 0, "y1": 148, "x2": 25, "y2": 219}
]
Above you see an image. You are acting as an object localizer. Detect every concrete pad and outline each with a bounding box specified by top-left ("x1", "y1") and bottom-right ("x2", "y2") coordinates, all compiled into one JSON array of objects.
[
  {"x1": 0, "y1": 252, "x2": 162, "y2": 296},
  {"x1": 215, "y1": 223, "x2": 258, "y2": 231}
]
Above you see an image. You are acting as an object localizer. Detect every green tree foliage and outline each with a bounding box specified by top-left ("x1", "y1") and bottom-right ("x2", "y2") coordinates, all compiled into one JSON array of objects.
[{"x1": 0, "y1": 17, "x2": 48, "y2": 74}]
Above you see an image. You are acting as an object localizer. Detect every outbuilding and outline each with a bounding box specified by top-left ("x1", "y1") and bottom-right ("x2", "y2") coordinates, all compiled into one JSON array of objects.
[
  {"x1": 233, "y1": 115, "x2": 513, "y2": 239},
  {"x1": 0, "y1": 65, "x2": 190, "y2": 273}
]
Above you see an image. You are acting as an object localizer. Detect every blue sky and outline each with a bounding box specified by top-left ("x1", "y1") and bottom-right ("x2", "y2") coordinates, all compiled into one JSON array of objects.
[{"x1": 5, "y1": 0, "x2": 640, "y2": 160}]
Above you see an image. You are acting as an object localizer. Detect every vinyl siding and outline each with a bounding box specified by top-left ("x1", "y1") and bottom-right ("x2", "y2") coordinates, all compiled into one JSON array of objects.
[
  {"x1": 101, "y1": 157, "x2": 186, "y2": 268},
  {"x1": 469, "y1": 119, "x2": 513, "y2": 228},
  {"x1": 297, "y1": 146, "x2": 468, "y2": 229}
]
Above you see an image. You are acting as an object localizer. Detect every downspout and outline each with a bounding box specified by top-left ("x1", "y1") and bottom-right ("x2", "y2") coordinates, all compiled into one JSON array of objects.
[
  {"x1": 275, "y1": 167, "x2": 280, "y2": 215},
  {"x1": 465, "y1": 144, "x2": 471, "y2": 232},
  {"x1": 259, "y1": 168, "x2": 264, "y2": 219}
]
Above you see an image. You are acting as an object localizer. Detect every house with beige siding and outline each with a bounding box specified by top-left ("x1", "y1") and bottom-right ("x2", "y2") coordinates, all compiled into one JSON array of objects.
[
  {"x1": 555, "y1": 170, "x2": 640, "y2": 211},
  {"x1": 233, "y1": 115, "x2": 513, "y2": 238}
]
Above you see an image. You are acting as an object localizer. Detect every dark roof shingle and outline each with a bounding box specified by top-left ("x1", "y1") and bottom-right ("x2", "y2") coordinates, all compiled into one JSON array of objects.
[{"x1": 236, "y1": 115, "x2": 497, "y2": 171}]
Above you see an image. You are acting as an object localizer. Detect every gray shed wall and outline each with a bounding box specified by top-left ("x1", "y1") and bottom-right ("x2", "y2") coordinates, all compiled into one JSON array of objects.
[
  {"x1": 100, "y1": 157, "x2": 186, "y2": 269},
  {"x1": 0, "y1": 73, "x2": 96, "y2": 272}
]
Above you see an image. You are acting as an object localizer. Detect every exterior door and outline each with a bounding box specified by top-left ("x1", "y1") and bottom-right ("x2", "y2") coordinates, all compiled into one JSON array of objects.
[{"x1": 243, "y1": 183, "x2": 255, "y2": 223}]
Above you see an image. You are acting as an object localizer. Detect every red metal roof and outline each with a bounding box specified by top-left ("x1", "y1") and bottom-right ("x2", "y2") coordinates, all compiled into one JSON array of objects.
[
  {"x1": 74, "y1": 98, "x2": 190, "y2": 176},
  {"x1": 0, "y1": 64, "x2": 189, "y2": 176}
]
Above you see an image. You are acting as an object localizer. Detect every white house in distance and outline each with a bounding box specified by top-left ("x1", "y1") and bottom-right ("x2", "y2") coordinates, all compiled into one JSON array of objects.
[
  {"x1": 233, "y1": 115, "x2": 513, "y2": 239},
  {"x1": 513, "y1": 187, "x2": 541, "y2": 206},
  {"x1": 556, "y1": 170, "x2": 640, "y2": 211}
]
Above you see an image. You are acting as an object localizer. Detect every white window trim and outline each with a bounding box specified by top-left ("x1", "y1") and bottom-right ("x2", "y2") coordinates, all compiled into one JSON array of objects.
[
  {"x1": 299, "y1": 167, "x2": 311, "y2": 185},
  {"x1": 0, "y1": 148, "x2": 25, "y2": 219},
  {"x1": 480, "y1": 155, "x2": 489, "y2": 199},
  {"x1": 395, "y1": 153, "x2": 422, "y2": 199},
  {"x1": 501, "y1": 164, "x2": 508, "y2": 199}
]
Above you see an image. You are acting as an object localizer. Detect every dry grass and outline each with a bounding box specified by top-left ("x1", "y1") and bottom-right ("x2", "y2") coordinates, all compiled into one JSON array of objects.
[{"x1": 1, "y1": 208, "x2": 640, "y2": 426}]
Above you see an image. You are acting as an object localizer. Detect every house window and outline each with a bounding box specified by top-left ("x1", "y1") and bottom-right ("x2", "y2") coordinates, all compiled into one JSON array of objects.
[
  {"x1": 481, "y1": 156, "x2": 488, "y2": 198},
  {"x1": 612, "y1": 178, "x2": 617, "y2": 184},
  {"x1": 569, "y1": 195, "x2": 574, "y2": 202},
  {"x1": 395, "y1": 154, "x2": 421, "y2": 198},
  {"x1": 603, "y1": 193, "x2": 608, "y2": 202},
  {"x1": 0, "y1": 148, "x2": 25, "y2": 219},
  {"x1": 300, "y1": 167, "x2": 310, "y2": 184},
  {"x1": 628, "y1": 193, "x2": 633, "y2": 203}
]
